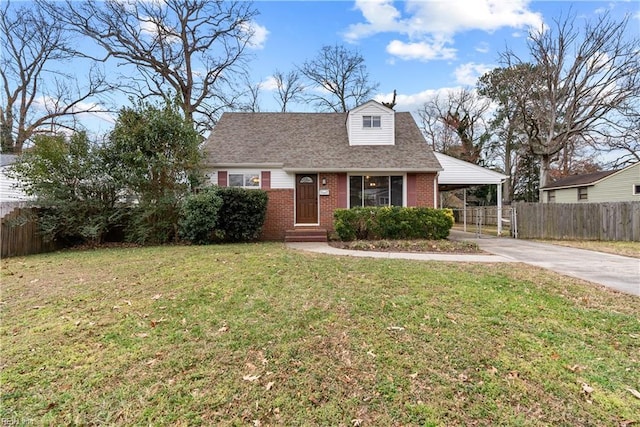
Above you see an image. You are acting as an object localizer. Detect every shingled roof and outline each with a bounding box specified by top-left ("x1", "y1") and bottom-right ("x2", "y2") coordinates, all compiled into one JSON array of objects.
[
  {"x1": 202, "y1": 111, "x2": 442, "y2": 172},
  {"x1": 542, "y1": 170, "x2": 618, "y2": 190}
]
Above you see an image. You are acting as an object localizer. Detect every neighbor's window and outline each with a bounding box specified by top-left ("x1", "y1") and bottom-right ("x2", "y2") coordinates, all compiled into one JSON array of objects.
[
  {"x1": 547, "y1": 190, "x2": 556, "y2": 203},
  {"x1": 349, "y1": 175, "x2": 403, "y2": 208},
  {"x1": 228, "y1": 172, "x2": 260, "y2": 188},
  {"x1": 577, "y1": 186, "x2": 588, "y2": 201},
  {"x1": 634, "y1": 184, "x2": 640, "y2": 195},
  {"x1": 362, "y1": 115, "x2": 381, "y2": 128}
]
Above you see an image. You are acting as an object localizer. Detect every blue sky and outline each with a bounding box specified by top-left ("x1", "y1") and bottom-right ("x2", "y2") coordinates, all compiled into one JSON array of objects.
[
  {"x1": 246, "y1": 0, "x2": 639, "y2": 113},
  {"x1": 15, "y1": 0, "x2": 639, "y2": 134}
]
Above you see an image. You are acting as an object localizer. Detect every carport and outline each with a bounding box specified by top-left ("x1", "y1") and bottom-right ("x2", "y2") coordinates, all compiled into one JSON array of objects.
[{"x1": 434, "y1": 152, "x2": 509, "y2": 235}]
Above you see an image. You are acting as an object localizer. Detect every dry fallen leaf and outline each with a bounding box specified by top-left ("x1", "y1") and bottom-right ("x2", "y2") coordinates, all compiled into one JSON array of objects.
[
  {"x1": 367, "y1": 350, "x2": 377, "y2": 358},
  {"x1": 152, "y1": 294, "x2": 162, "y2": 300},
  {"x1": 627, "y1": 388, "x2": 640, "y2": 399},
  {"x1": 507, "y1": 371, "x2": 519, "y2": 380},
  {"x1": 351, "y1": 418, "x2": 363, "y2": 426},
  {"x1": 218, "y1": 325, "x2": 229, "y2": 333},
  {"x1": 242, "y1": 374, "x2": 261, "y2": 382},
  {"x1": 265, "y1": 381, "x2": 275, "y2": 391},
  {"x1": 487, "y1": 366, "x2": 498, "y2": 375},
  {"x1": 135, "y1": 333, "x2": 149, "y2": 338},
  {"x1": 565, "y1": 364, "x2": 584, "y2": 372},
  {"x1": 581, "y1": 382, "x2": 594, "y2": 394},
  {"x1": 387, "y1": 326, "x2": 405, "y2": 331},
  {"x1": 409, "y1": 372, "x2": 418, "y2": 379}
]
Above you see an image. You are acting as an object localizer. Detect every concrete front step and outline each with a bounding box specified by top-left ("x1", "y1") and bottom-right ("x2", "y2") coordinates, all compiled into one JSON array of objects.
[{"x1": 284, "y1": 228, "x2": 328, "y2": 243}]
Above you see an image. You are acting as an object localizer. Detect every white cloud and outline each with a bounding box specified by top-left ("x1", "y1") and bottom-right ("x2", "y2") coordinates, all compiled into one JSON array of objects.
[
  {"x1": 261, "y1": 75, "x2": 279, "y2": 91},
  {"x1": 386, "y1": 40, "x2": 456, "y2": 61},
  {"x1": 241, "y1": 21, "x2": 269, "y2": 50},
  {"x1": 454, "y1": 62, "x2": 493, "y2": 86},
  {"x1": 374, "y1": 86, "x2": 463, "y2": 112},
  {"x1": 139, "y1": 16, "x2": 181, "y2": 44},
  {"x1": 345, "y1": 0, "x2": 543, "y2": 62}
]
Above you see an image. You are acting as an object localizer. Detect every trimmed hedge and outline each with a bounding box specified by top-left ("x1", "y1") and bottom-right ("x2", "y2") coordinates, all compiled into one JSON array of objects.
[
  {"x1": 179, "y1": 187, "x2": 223, "y2": 244},
  {"x1": 178, "y1": 186, "x2": 268, "y2": 244},
  {"x1": 333, "y1": 206, "x2": 454, "y2": 241},
  {"x1": 214, "y1": 187, "x2": 268, "y2": 242}
]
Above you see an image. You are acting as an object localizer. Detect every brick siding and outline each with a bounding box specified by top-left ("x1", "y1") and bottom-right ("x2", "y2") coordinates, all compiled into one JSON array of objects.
[{"x1": 259, "y1": 172, "x2": 437, "y2": 241}]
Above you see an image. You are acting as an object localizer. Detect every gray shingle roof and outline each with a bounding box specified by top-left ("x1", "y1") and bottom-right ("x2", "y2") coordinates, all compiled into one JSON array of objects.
[
  {"x1": 202, "y1": 112, "x2": 442, "y2": 172},
  {"x1": 542, "y1": 170, "x2": 617, "y2": 189}
]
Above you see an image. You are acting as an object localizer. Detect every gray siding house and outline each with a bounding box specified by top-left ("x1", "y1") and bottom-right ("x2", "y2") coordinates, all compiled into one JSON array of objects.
[{"x1": 541, "y1": 162, "x2": 640, "y2": 203}]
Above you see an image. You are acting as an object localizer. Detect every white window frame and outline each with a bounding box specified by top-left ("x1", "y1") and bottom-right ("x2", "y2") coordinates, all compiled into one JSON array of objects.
[
  {"x1": 362, "y1": 115, "x2": 381, "y2": 129},
  {"x1": 228, "y1": 172, "x2": 260, "y2": 189},
  {"x1": 547, "y1": 190, "x2": 556, "y2": 203},
  {"x1": 348, "y1": 174, "x2": 405, "y2": 208},
  {"x1": 577, "y1": 186, "x2": 588, "y2": 201}
]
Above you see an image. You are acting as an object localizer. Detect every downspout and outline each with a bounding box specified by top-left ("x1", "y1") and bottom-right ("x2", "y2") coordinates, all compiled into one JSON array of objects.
[
  {"x1": 497, "y1": 180, "x2": 504, "y2": 236},
  {"x1": 433, "y1": 172, "x2": 439, "y2": 208}
]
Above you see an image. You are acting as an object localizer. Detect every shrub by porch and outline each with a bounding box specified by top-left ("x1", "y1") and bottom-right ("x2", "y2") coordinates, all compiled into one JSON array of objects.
[{"x1": 333, "y1": 206, "x2": 454, "y2": 241}]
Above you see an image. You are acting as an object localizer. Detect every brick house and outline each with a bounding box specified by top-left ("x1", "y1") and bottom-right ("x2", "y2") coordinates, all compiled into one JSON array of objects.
[{"x1": 202, "y1": 100, "x2": 443, "y2": 241}]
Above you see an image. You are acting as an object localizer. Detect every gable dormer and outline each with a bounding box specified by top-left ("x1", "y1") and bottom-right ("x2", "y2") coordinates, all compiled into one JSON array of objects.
[{"x1": 346, "y1": 100, "x2": 395, "y2": 146}]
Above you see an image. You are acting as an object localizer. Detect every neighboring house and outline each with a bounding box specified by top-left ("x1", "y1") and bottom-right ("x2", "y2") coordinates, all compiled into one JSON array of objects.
[
  {"x1": 1, "y1": 154, "x2": 32, "y2": 217},
  {"x1": 541, "y1": 162, "x2": 640, "y2": 203},
  {"x1": 202, "y1": 100, "x2": 443, "y2": 241}
]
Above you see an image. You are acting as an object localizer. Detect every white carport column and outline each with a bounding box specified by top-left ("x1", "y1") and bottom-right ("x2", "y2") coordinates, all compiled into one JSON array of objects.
[
  {"x1": 463, "y1": 189, "x2": 467, "y2": 232},
  {"x1": 497, "y1": 182, "x2": 503, "y2": 236}
]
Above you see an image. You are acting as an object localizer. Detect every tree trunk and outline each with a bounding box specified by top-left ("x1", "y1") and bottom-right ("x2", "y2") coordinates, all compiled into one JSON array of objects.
[{"x1": 538, "y1": 154, "x2": 551, "y2": 202}]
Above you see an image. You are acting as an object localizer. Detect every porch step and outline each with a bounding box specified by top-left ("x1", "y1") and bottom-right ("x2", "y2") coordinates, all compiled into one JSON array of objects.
[{"x1": 284, "y1": 228, "x2": 328, "y2": 243}]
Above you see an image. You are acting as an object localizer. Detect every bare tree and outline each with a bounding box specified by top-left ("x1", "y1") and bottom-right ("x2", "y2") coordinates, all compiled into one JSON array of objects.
[
  {"x1": 417, "y1": 88, "x2": 491, "y2": 164},
  {"x1": 238, "y1": 74, "x2": 262, "y2": 113},
  {"x1": 42, "y1": 0, "x2": 259, "y2": 133},
  {"x1": 597, "y1": 100, "x2": 640, "y2": 168},
  {"x1": 1, "y1": 1, "x2": 112, "y2": 153},
  {"x1": 272, "y1": 69, "x2": 304, "y2": 112},
  {"x1": 299, "y1": 44, "x2": 379, "y2": 112},
  {"x1": 501, "y1": 12, "x2": 640, "y2": 199}
]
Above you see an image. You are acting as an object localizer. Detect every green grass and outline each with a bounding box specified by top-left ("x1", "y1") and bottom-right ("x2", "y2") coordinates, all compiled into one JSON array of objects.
[
  {"x1": 1, "y1": 244, "x2": 639, "y2": 425},
  {"x1": 538, "y1": 239, "x2": 640, "y2": 259}
]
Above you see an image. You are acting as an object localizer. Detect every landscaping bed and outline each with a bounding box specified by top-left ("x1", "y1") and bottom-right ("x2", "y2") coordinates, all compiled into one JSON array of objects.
[{"x1": 329, "y1": 238, "x2": 481, "y2": 253}]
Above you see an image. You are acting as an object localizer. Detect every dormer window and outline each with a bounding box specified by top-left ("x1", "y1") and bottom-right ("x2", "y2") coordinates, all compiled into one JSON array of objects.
[{"x1": 363, "y1": 115, "x2": 381, "y2": 128}]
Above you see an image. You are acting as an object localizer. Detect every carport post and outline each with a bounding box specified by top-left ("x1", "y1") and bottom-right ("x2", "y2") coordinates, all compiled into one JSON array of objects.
[
  {"x1": 497, "y1": 182, "x2": 503, "y2": 236},
  {"x1": 463, "y1": 189, "x2": 467, "y2": 232}
]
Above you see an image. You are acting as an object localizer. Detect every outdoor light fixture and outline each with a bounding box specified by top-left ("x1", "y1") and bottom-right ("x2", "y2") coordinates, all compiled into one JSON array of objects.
[{"x1": 322, "y1": 177, "x2": 327, "y2": 186}]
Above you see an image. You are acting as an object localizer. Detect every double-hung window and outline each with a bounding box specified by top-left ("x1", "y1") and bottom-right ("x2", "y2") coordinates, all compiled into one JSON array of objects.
[
  {"x1": 362, "y1": 115, "x2": 381, "y2": 128},
  {"x1": 577, "y1": 186, "x2": 588, "y2": 201},
  {"x1": 349, "y1": 175, "x2": 403, "y2": 208},
  {"x1": 228, "y1": 172, "x2": 260, "y2": 188},
  {"x1": 547, "y1": 190, "x2": 556, "y2": 203}
]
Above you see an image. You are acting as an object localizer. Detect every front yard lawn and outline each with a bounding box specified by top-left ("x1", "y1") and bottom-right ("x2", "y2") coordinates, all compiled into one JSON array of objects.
[{"x1": 1, "y1": 244, "x2": 638, "y2": 425}]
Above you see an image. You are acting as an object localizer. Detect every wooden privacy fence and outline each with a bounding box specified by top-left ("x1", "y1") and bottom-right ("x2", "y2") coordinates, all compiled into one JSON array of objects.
[
  {"x1": 1, "y1": 207, "x2": 57, "y2": 258},
  {"x1": 513, "y1": 201, "x2": 640, "y2": 241}
]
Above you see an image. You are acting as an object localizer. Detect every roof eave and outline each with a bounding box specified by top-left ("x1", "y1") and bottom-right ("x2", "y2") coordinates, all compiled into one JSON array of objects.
[
  {"x1": 283, "y1": 167, "x2": 443, "y2": 173},
  {"x1": 204, "y1": 162, "x2": 285, "y2": 169}
]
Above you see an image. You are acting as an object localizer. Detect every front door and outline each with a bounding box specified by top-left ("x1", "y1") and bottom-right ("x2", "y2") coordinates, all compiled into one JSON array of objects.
[{"x1": 296, "y1": 174, "x2": 318, "y2": 224}]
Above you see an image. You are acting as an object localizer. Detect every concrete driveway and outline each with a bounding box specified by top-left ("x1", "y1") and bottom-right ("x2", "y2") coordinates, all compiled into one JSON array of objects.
[{"x1": 450, "y1": 230, "x2": 640, "y2": 296}]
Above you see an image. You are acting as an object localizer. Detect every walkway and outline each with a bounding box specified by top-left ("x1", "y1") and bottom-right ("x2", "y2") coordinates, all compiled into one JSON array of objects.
[{"x1": 287, "y1": 231, "x2": 640, "y2": 297}]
